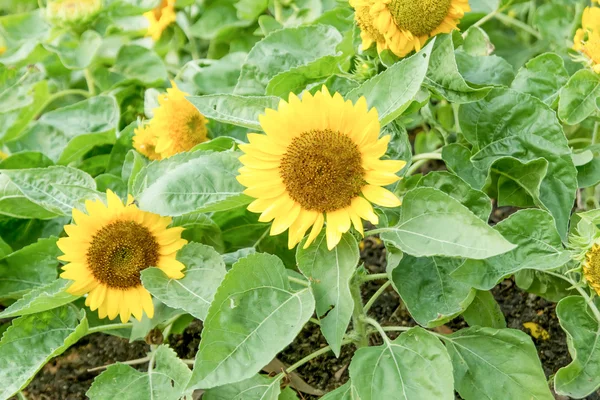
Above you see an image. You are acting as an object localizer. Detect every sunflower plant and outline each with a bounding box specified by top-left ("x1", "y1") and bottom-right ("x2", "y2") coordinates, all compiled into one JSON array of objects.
[{"x1": 2, "y1": 0, "x2": 600, "y2": 399}]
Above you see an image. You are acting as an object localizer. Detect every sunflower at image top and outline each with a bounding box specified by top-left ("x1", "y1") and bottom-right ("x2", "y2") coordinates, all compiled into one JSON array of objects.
[
  {"x1": 57, "y1": 190, "x2": 187, "y2": 322},
  {"x1": 350, "y1": 0, "x2": 389, "y2": 53},
  {"x1": 360, "y1": 0, "x2": 470, "y2": 57},
  {"x1": 144, "y1": 0, "x2": 176, "y2": 41},
  {"x1": 573, "y1": 6, "x2": 600, "y2": 73},
  {"x1": 237, "y1": 87, "x2": 406, "y2": 251}
]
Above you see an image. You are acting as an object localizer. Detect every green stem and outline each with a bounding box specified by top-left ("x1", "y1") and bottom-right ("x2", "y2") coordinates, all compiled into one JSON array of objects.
[
  {"x1": 364, "y1": 280, "x2": 391, "y2": 313},
  {"x1": 592, "y1": 120, "x2": 599, "y2": 145},
  {"x1": 17, "y1": 392, "x2": 28, "y2": 400},
  {"x1": 380, "y1": 326, "x2": 412, "y2": 333},
  {"x1": 364, "y1": 227, "x2": 392, "y2": 236},
  {"x1": 350, "y1": 277, "x2": 369, "y2": 348},
  {"x1": 467, "y1": 0, "x2": 514, "y2": 33},
  {"x1": 360, "y1": 273, "x2": 388, "y2": 282},
  {"x1": 495, "y1": 13, "x2": 542, "y2": 40},
  {"x1": 184, "y1": 9, "x2": 200, "y2": 60},
  {"x1": 274, "y1": 0, "x2": 283, "y2": 23},
  {"x1": 286, "y1": 340, "x2": 352, "y2": 373},
  {"x1": 569, "y1": 138, "x2": 592, "y2": 146},
  {"x1": 84, "y1": 68, "x2": 96, "y2": 96},
  {"x1": 546, "y1": 271, "x2": 600, "y2": 323},
  {"x1": 87, "y1": 322, "x2": 133, "y2": 334},
  {"x1": 411, "y1": 152, "x2": 443, "y2": 162},
  {"x1": 363, "y1": 317, "x2": 391, "y2": 344},
  {"x1": 36, "y1": 89, "x2": 90, "y2": 118},
  {"x1": 288, "y1": 276, "x2": 310, "y2": 287}
]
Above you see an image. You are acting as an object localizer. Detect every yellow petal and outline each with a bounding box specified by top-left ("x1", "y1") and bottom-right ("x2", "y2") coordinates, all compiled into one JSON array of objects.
[
  {"x1": 158, "y1": 257, "x2": 186, "y2": 279},
  {"x1": 351, "y1": 196, "x2": 379, "y2": 225},
  {"x1": 362, "y1": 185, "x2": 401, "y2": 208},
  {"x1": 120, "y1": 291, "x2": 133, "y2": 323},
  {"x1": 140, "y1": 287, "x2": 154, "y2": 319},
  {"x1": 364, "y1": 170, "x2": 401, "y2": 186},
  {"x1": 259, "y1": 195, "x2": 295, "y2": 222},
  {"x1": 304, "y1": 213, "x2": 325, "y2": 249},
  {"x1": 270, "y1": 202, "x2": 302, "y2": 236},
  {"x1": 106, "y1": 288, "x2": 123, "y2": 320},
  {"x1": 106, "y1": 189, "x2": 124, "y2": 209}
]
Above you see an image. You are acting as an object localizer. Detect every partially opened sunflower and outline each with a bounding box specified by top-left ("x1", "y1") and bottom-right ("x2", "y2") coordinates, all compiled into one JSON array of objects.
[
  {"x1": 237, "y1": 87, "x2": 405, "y2": 250},
  {"x1": 350, "y1": 0, "x2": 388, "y2": 53},
  {"x1": 584, "y1": 242, "x2": 600, "y2": 295},
  {"x1": 58, "y1": 190, "x2": 187, "y2": 322},
  {"x1": 144, "y1": 0, "x2": 176, "y2": 40},
  {"x1": 354, "y1": 0, "x2": 470, "y2": 57},
  {"x1": 573, "y1": 6, "x2": 600, "y2": 73}
]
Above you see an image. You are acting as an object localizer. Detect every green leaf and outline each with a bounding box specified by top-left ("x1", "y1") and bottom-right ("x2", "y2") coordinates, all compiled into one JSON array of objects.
[
  {"x1": 458, "y1": 88, "x2": 577, "y2": 238},
  {"x1": 187, "y1": 253, "x2": 315, "y2": 390},
  {"x1": 380, "y1": 187, "x2": 516, "y2": 259},
  {"x1": 234, "y1": 25, "x2": 342, "y2": 95},
  {"x1": 554, "y1": 296, "x2": 600, "y2": 397},
  {"x1": 347, "y1": 39, "x2": 434, "y2": 126},
  {"x1": 266, "y1": 55, "x2": 344, "y2": 97},
  {"x1": 462, "y1": 290, "x2": 506, "y2": 329},
  {"x1": 0, "y1": 237, "x2": 60, "y2": 299},
  {"x1": 296, "y1": 232, "x2": 358, "y2": 356},
  {"x1": 203, "y1": 374, "x2": 282, "y2": 400},
  {"x1": 235, "y1": 0, "x2": 268, "y2": 20},
  {"x1": 320, "y1": 381, "x2": 359, "y2": 400},
  {"x1": 350, "y1": 327, "x2": 454, "y2": 400},
  {"x1": 0, "y1": 279, "x2": 78, "y2": 318},
  {"x1": 95, "y1": 174, "x2": 127, "y2": 199},
  {"x1": 0, "y1": 166, "x2": 100, "y2": 216},
  {"x1": 129, "y1": 301, "x2": 184, "y2": 342},
  {"x1": 515, "y1": 270, "x2": 577, "y2": 302},
  {"x1": 59, "y1": 131, "x2": 117, "y2": 165},
  {"x1": 87, "y1": 345, "x2": 192, "y2": 400},
  {"x1": 423, "y1": 34, "x2": 491, "y2": 103},
  {"x1": 190, "y1": 2, "x2": 252, "y2": 40},
  {"x1": 187, "y1": 94, "x2": 280, "y2": 130},
  {"x1": 533, "y1": 3, "x2": 575, "y2": 46},
  {"x1": 558, "y1": 69, "x2": 600, "y2": 125},
  {"x1": 452, "y1": 209, "x2": 571, "y2": 290},
  {"x1": 133, "y1": 151, "x2": 249, "y2": 216},
  {"x1": 0, "y1": 306, "x2": 88, "y2": 400},
  {"x1": 181, "y1": 52, "x2": 246, "y2": 95},
  {"x1": 142, "y1": 243, "x2": 227, "y2": 321},
  {"x1": 43, "y1": 30, "x2": 102, "y2": 69},
  {"x1": 511, "y1": 52, "x2": 568, "y2": 106},
  {"x1": 577, "y1": 144, "x2": 600, "y2": 188},
  {"x1": 444, "y1": 326, "x2": 553, "y2": 400},
  {"x1": 0, "y1": 151, "x2": 53, "y2": 169},
  {"x1": 123, "y1": 149, "x2": 147, "y2": 194},
  {"x1": 172, "y1": 212, "x2": 225, "y2": 253},
  {"x1": 389, "y1": 255, "x2": 475, "y2": 327},
  {"x1": 112, "y1": 44, "x2": 168, "y2": 87},
  {"x1": 488, "y1": 157, "x2": 548, "y2": 208},
  {"x1": 0, "y1": 174, "x2": 59, "y2": 219}
]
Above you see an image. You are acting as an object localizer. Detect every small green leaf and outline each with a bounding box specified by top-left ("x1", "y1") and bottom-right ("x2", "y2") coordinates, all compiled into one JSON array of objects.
[
  {"x1": 266, "y1": 55, "x2": 344, "y2": 97},
  {"x1": 558, "y1": 69, "x2": 600, "y2": 125},
  {"x1": 554, "y1": 296, "x2": 600, "y2": 398},
  {"x1": 203, "y1": 374, "x2": 281, "y2": 400},
  {"x1": 0, "y1": 306, "x2": 88, "y2": 399},
  {"x1": 142, "y1": 243, "x2": 227, "y2": 320},
  {"x1": 190, "y1": 2, "x2": 252, "y2": 40},
  {"x1": 515, "y1": 270, "x2": 578, "y2": 302},
  {"x1": 444, "y1": 326, "x2": 553, "y2": 400},
  {"x1": 511, "y1": 52, "x2": 568, "y2": 105},
  {"x1": 87, "y1": 345, "x2": 192, "y2": 400},
  {"x1": 350, "y1": 327, "x2": 454, "y2": 400},
  {"x1": 0, "y1": 279, "x2": 78, "y2": 318},
  {"x1": 462, "y1": 290, "x2": 506, "y2": 329},
  {"x1": 296, "y1": 232, "x2": 358, "y2": 356},
  {"x1": 43, "y1": 30, "x2": 101, "y2": 69},
  {"x1": 187, "y1": 253, "x2": 315, "y2": 390},
  {"x1": 180, "y1": 52, "x2": 246, "y2": 95},
  {"x1": 112, "y1": 44, "x2": 168, "y2": 87},
  {"x1": 381, "y1": 187, "x2": 516, "y2": 259},
  {"x1": 172, "y1": 212, "x2": 225, "y2": 253}
]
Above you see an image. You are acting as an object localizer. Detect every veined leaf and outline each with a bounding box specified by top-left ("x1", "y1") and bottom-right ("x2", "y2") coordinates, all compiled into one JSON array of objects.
[
  {"x1": 0, "y1": 279, "x2": 78, "y2": 318},
  {"x1": 203, "y1": 374, "x2": 282, "y2": 400},
  {"x1": 187, "y1": 94, "x2": 279, "y2": 130}
]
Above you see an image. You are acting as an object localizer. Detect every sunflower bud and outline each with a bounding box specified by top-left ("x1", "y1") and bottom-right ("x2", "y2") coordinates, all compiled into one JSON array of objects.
[
  {"x1": 584, "y1": 243, "x2": 600, "y2": 295},
  {"x1": 45, "y1": 0, "x2": 102, "y2": 27}
]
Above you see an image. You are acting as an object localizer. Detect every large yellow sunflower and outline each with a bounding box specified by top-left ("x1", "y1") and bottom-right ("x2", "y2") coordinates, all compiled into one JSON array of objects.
[
  {"x1": 133, "y1": 123, "x2": 161, "y2": 161},
  {"x1": 58, "y1": 190, "x2": 187, "y2": 322},
  {"x1": 237, "y1": 87, "x2": 405, "y2": 251},
  {"x1": 584, "y1": 242, "x2": 600, "y2": 295},
  {"x1": 144, "y1": 0, "x2": 176, "y2": 41},
  {"x1": 152, "y1": 81, "x2": 209, "y2": 158},
  {"x1": 365, "y1": 0, "x2": 470, "y2": 57},
  {"x1": 574, "y1": 6, "x2": 600, "y2": 73},
  {"x1": 350, "y1": 0, "x2": 389, "y2": 53}
]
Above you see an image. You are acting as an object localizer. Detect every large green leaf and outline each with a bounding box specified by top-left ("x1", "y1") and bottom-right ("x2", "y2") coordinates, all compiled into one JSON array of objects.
[
  {"x1": 296, "y1": 232, "x2": 358, "y2": 356},
  {"x1": 558, "y1": 69, "x2": 600, "y2": 125},
  {"x1": 87, "y1": 345, "x2": 192, "y2": 400},
  {"x1": 350, "y1": 327, "x2": 453, "y2": 400},
  {"x1": 112, "y1": 44, "x2": 169, "y2": 87},
  {"x1": 0, "y1": 173, "x2": 59, "y2": 219},
  {"x1": 203, "y1": 374, "x2": 281, "y2": 400},
  {"x1": 187, "y1": 253, "x2": 315, "y2": 390},
  {"x1": 142, "y1": 243, "x2": 227, "y2": 321},
  {"x1": 180, "y1": 52, "x2": 246, "y2": 95},
  {"x1": 452, "y1": 209, "x2": 571, "y2": 290},
  {"x1": 443, "y1": 327, "x2": 553, "y2": 400},
  {"x1": 0, "y1": 166, "x2": 100, "y2": 216},
  {"x1": 457, "y1": 88, "x2": 577, "y2": 238},
  {"x1": 320, "y1": 381, "x2": 359, "y2": 400},
  {"x1": 462, "y1": 290, "x2": 506, "y2": 329},
  {"x1": 187, "y1": 94, "x2": 279, "y2": 130},
  {"x1": 380, "y1": 187, "x2": 515, "y2": 259},
  {"x1": 554, "y1": 296, "x2": 600, "y2": 398},
  {"x1": 347, "y1": 39, "x2": 433, "y2": 126},
  {"x1": 0, "y1": 279, "x2": 78, "y2": 318},
  {"x1": 234, "y1": 25, "x2": 342, "y2": 95},
  {"x1": 133, "y1": 151, "x2": 250, "y2": 216},
  {"x1": 511, "y1": 52, "x2": 568, "y2": 106},
  {"x1": 266, "y1": 55, "x2": 344, "y2": 97},
  {"x1": 389, "y1": 255, "x2": 474, "y2": 327},
  {"x1": 0, "y1": 237, "x2": 60, "y2": 299},
  {"x1": 43, "y1": 30, "x2": 101, "y2": 69},
  {"x1": 0, "y1": 306, "x2": 88, "y2": 399},
  {"x1": 172, "y1": 212, "x2": 225, "y2": 253}
]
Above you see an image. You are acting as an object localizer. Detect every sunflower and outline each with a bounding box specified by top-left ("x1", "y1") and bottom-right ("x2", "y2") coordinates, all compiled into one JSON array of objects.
[
  {"x1": 365, "y1": 0, "x2": 470, "y2": 57},
  {"x1": 152, "y1": 81, "x2": 209, "y2": 158},
  {"x1": 144, "y1": 0, "x2": 177, "y2": 41},
  {"x1": 350, "y1": 0, "x2": 388, "y2": 53},
  {"x1": 574, "y1": 6, "x2": 600, "y2": 73},
  {"x1": 58, "y1": 190, "x2": 187, "y2": 322},
  {"x1": 46, "y1": 0, "x2": 102, "y2": 25},
  {"x1": 133, "y1": 123, "x2": 161, "y2": 161},
  {"x1": 584, "y1": 243, "x2": 600, "y2": 295},
  {"x1": 237, "y1": 87, "x2": 405, "y2": 250}
]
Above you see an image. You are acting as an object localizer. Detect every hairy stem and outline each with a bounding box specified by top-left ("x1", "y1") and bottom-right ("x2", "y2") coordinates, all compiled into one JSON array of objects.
[
  {"x1": 495, "y1": 13, "x2": 542, "y2": 40},
  {"x1": 546, "y1": 271, "x2": 600, "y2": 323},
  {"x1": 288, "y1": 276, "x2": 310, "y2": 287},
  {"x1": 87, "y1": 322, "x2": 133, "y2": 334},
  {"x1": 362, "y1": 317, "x2": 391, "y2": 344},
  {"x1": 350, "y1": 277, "x2": 369, "y2": 348},
  {"x1": 286, "y1": 339, "x2": 352, "y2": 373},
  {"x1": 360, "y1": 273, "x2": 388, "y2": 282},
  {"x1": 364, "y1": 280, "x2": 392, "y2": 313}
]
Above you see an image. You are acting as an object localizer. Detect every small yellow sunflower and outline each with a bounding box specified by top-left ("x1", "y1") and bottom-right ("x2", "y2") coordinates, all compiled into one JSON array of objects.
[
  {"x1": 133, "y1": 123, "x2": 161, "y2": 161},
  {"x1": 152, "y1": 81, "x2": 209, "y2": 158},
  {"x1": 58, "y1": 190, "x2": 187, "y2": 322},
  {"x1": 237, "y1": 87, "x2": 405, "y2": 251},
  {"x1": 144, "y1": 0, "x2": 177, "y2": 41},
  {"x1": 584, "y1": 243, "x2": 600, "y2": 295},
  {"x1": 365, "y1": 0, "x2": 470, "y2": 57},
  {"x1": 46, "y1": 0, "x2": 102, "y2": 25},
  {"x1": 350, "y1": 0, "x2": 389, "y2": 53},
  {"x1": 574, "y1": 6, "x2": 600, "y2": 74}
]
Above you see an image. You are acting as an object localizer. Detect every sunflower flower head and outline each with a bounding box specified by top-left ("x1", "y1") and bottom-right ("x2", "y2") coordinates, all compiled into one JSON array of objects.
[
  {"x1": 237, "y1": 87, "x2": 406, "y2": 251},
  {"x1": 350, "y1": 0, "x2": 388, "y2": 53},
  {"x1": 574, "y1": 6, "x2": 600, "y2": 73},
  {"x1": 584, "y1": 242, "x2": 600, "y2": 295},
  {"x1": 46, "y1": 0, "x2": 102, "y2": 26},
  {"x1": 58, "y1": 190, "x2": 187, "y2": 322},
  {"x1": 133, "y1": 123, "x2": 161, "y2": 161},
  {"x1": 365, "y1": 0, "x2": 470, "y2": 57},
  {"x1": 144, "y1": 0, "x2": 177, "y2": 41}
]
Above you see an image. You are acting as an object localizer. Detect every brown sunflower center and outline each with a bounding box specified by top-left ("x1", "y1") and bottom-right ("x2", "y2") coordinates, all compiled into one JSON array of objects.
[
  {"x1": 356, "y1": 6, "x2": 385, "y2": 43},
  {"x1": 87, "y1": 220, "x2": 159, "y2": 289},
  {"x1": 279, "y1": 129, "x2": 365, "y2": 213},
  {"x1": 388, "y1": 0, "x2": 452, "y2": 37}
]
